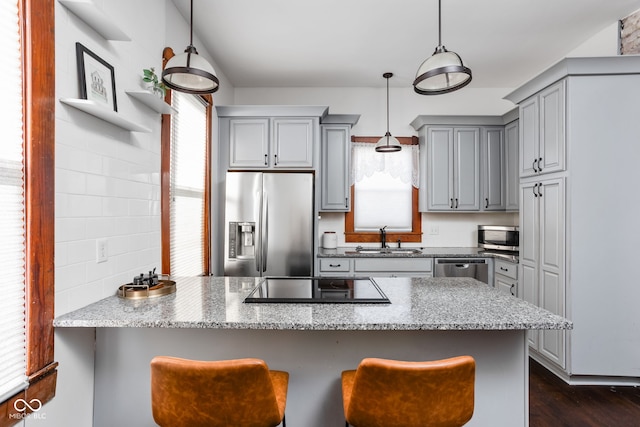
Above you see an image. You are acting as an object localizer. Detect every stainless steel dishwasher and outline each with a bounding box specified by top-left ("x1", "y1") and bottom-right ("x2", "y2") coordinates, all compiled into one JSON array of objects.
[{"x1": 434, "y1": 258, "x2": 491, "y2": 285}]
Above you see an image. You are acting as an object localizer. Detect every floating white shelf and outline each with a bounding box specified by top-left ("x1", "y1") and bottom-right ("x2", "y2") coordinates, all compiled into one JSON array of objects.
[
  {"x1": 59, "y1": 98, "x2": 151, "y2": 133},
  {"x1": 126, "y1": 90, "x2": 175, "y2": 115},
  {"x1": 58, "y1": 0, "x2": 130, "y2": 41}
]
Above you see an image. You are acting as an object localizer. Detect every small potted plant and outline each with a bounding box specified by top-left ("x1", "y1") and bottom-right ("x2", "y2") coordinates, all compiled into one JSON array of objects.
[{"x1": 142, "y1": 67, "x2": 167, "y2": 98}]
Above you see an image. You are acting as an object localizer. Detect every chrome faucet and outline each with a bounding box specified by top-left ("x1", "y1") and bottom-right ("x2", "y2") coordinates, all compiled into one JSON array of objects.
[{"x1": 380, "y1": 226, "x2": 387, "y2": 248}]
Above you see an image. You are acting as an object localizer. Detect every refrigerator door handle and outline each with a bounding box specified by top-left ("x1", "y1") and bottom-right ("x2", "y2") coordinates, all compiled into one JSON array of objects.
[
  {"x1": 255, "y1": 190, "x2": 262, "y2": 273},
  {"x1": 262, "y1": 190, "x2": 269, "y2": 272}
]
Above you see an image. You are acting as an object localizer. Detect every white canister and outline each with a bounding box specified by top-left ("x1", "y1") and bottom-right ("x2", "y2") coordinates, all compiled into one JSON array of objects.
[{"x1": 322, "y1": 231, "x2": 337, "y2": 249}]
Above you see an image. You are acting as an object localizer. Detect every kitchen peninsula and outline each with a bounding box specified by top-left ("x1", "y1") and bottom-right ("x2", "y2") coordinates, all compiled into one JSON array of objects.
[{"x1": 54, "y1": 276, "x2": 570, "y2": 427}]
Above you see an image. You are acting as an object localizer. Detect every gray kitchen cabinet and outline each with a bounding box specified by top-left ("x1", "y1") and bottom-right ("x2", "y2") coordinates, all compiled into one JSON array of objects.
[
  {"x1": 318, "y1": 257, "x2": 433, "y2": 277},
  {"x1": 504, "y1": 120, "x2": 519, "y2": 211},
  {"x1": 228, "y1": 118, "x2": 270, "y2": 168},
  {"x1": 425, "y1": 127, "x2": 480, "y2": 211},
  {"x1": 494, "y1": 259, "x2": 518, "y2": 297},
  {"x1": 520, "y1": 178, "x2": 565, "y2": 368},
  {"x1": 353, "y1": 258, "x2": 433, "y2": 277},
  {"x1": 271, "y1": 118, "x2": 314, "y2": 168},
  {"x1": 228, "y1": 117, "x2": 315, "y2": 169},
  {"x1": 519, "y1": 80, "x2": 565, "y2": 178},
  {"x1": 481, "y1": 127, "x2": 505, "y2": 211},
  {"x1": 320, "y1": 125, "x2": 351, "y2": 211},
  {"x1": 319, "y1": 258, "x2": 352, "y2": 275}
]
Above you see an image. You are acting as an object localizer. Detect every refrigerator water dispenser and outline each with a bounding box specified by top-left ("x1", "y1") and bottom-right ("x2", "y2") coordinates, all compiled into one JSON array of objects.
[{"x1": 228, "y1": 221, "x2": 255, "y2": 259}]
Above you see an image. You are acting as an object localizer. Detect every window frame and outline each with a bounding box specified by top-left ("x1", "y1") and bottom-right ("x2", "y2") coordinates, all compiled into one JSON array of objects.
[
  {"x1": 345, "y1": 136, "x2": 422, "y2": 244},
  {"x1": 160, "y1": 47, "x2": 212, "y2": 276},
  {"x1": 1, "y1": 0, "x2": 58, "y2": 419}
]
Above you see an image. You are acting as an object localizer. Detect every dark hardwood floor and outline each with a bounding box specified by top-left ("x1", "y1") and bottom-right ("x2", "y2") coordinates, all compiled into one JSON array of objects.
[{"x1": 529, "y1": 359, "x2": 640, "y2": 427}]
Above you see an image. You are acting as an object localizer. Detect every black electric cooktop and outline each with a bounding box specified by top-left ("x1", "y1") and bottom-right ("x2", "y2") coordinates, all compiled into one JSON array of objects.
[{"x1": 244, "y1": 277, "x2": 390, "y2": 304}]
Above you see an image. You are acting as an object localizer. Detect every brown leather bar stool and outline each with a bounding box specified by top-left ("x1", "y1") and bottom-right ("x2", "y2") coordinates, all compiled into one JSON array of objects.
[
  {"x1": 150, "y1": 356, "x2": 289, "y2": 427},
  {"x1": 341, "y1": 356, "x2": 475, "y2": 427}
]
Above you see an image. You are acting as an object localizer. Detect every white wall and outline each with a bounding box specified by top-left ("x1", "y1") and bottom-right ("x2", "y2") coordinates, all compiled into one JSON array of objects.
[{"x1": 42, "y1": 1, "x2": 232, "y2": 425}]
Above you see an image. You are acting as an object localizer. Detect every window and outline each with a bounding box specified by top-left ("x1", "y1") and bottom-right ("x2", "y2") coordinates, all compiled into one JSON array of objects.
[
  {"x1": 0, "y1": 0, "x2": 57, "y2": 417},
  {"x1": 345, "y1": 136, "x2": 421, "y2": 243},
  {"x1": 161, "y1": 48, "x2": 212, "y2": 276}
]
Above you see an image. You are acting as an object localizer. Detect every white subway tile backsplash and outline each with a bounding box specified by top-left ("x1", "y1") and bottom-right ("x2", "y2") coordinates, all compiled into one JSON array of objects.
[
  {"x1": 67, "y1": 240, "x2": 95, "y2": 264},
  {"x1": 56, "y1": 217, "x2": 87, "y2": 242},
  {"x1": 129, "y1": 199, "x2": 150, "y2": 216},
  {"x1": 56, "y1": 262, "x2": 87, "y2": 292},
  {"x1": 102, "y1": 197, "x2": 129, "y2": 217},
  {"x1": 56, "y1": 167, "x2": 87, "y2": 195}
]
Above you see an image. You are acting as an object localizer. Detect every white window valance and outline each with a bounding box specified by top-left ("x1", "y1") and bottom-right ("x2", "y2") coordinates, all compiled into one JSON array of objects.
[{"x1": 351, "y1": 142, "x2": 419, "y2": 188}]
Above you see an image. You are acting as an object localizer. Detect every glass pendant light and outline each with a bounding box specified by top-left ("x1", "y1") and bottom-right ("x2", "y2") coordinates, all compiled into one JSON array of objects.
[
  {"x1": 376, "y1": 73, "x2": 402, "y2": 153},
  {"x1": 413, "y1": 0, "x2": 471, "y2": 95},
  {"x1": 162, "y1": 0, "x2": 220, "y2": 95}
]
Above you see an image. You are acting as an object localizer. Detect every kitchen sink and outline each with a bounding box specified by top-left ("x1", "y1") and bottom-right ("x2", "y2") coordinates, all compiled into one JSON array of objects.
[{"x1": 345, "y1": 247, "x2": 422, "y2": 255}]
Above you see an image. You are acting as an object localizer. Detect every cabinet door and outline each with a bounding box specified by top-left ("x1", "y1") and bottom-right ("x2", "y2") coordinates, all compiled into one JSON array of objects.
[
  {"x1": 229, "y1": 118, "x2": 270, "y2": 168},
  {"x1": 520, "y1": 181, "x2": 540, "y2": 348},
  {"x1": 427, "y1": 128, "x2": 454, "y2": 210},
  {"x1": 320, "y1": 125, "x2": 350, "y2": 211},
  {"x1": 519, "y1": 97, "x2": 539, "y2": 178},
  {"x1": 538, "y1": 178, "x2": 566, "y2": 367},
  {"x1": 539, "y1": 81, "x2": 566, "y2": 175},
  {"x1": 271, "y1": 118, "x2": 314, "y2": 168},
  {"x1": 482, "y1": 127, "x2": 505, "y2": 210},
  {"x1": 505, "y1": 121, "x2": 519, "y2": 211},
  {"x1": 495, "y1": 274, "x2": 517, "y2": 296},
  {"x1": 454, "y1": 127, "x2": 480, "y2": 210}
]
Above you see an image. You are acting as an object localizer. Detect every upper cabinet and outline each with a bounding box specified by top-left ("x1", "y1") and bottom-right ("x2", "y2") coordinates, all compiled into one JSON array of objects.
[
  {"x1": 518, "y1": 80, "x2": 566, "y2": 178},
  {"x1": 412, "y1": 114, "x2": 517, "y2": 212},
  {"x1": 228, "y1": 117, "x2": 315, "y2": 169},
  {"x1": 482, "y1": 127, "x2": 505, "y2": 211},
  {"x1": 320, "y1": 125, "x2": 351, "y2": 211},
  {"x1": 504, "y1": 120, "x2": 520, "y2": 211},
  {"x1": 218, "y1": 105, "x2": 328, "y2": 170}
]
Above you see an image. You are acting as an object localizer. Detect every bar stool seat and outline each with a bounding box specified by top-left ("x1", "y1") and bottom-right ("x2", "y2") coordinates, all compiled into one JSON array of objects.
[
  {"x1": 341, "y1": 356, "x2": 475, "y2": 427},
  {"x1": 151, "y1": 356, "x2": 288, "y2": 427}
]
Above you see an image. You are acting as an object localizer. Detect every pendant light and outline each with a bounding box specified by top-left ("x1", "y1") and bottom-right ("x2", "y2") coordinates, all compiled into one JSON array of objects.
[
  {"x1": 376, "y1": 73, "x2": 402, "y2": 153},
  {"x1": 162, "y1": 0, "x2": 219, "y2": 95},
  {"x1": 413, "y1": 0, "x2": 471, "y2": 95}
]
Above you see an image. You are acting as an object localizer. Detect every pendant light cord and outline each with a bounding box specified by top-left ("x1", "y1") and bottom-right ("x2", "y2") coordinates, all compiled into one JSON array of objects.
[
  {"x1": 438, "y1": 0, "x2": 442, "y2": 47},
  {"x1": 189, "y1": 0, "x2": 194, "y2": 46},
  {"x1": 386, "y1": 76, "x2": 390, "y2": 135}
]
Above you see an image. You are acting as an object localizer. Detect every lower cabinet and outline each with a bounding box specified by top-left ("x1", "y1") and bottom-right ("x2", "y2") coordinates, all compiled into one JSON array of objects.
[
  {"x1": 494, "y1": 259, "x2": 518, "y2": 297},
  {"x1": 318, "y1": 258, "x2": 433, "y2": 277}
]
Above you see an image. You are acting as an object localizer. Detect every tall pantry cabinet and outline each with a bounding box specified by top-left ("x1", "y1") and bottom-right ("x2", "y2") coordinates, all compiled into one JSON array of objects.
[{"x1": 506, "y1": 56, "x2": 640, "y2": 382}]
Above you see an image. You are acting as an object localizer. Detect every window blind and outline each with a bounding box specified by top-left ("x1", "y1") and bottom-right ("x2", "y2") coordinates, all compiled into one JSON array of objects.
[
  {"x1": 0, "y1": 0, "x2": 28, "y2": 402},
  {"x1": 169, "y1": 92, "x2": 207, "y2": 276}
]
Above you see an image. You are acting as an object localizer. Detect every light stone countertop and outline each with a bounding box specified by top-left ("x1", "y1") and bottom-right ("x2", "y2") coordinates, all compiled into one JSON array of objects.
[
  {"x1": 53, "y1": 276, "x2": 571, "y2": 331},
  {"x1": 318, "y1": 247, "x2": 489, "y2": 258}
]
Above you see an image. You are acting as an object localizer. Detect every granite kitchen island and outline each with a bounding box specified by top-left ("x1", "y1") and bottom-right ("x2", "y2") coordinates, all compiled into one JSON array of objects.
[{"x1": 54, "y1": 276, "x2": 571, "y2": 427}]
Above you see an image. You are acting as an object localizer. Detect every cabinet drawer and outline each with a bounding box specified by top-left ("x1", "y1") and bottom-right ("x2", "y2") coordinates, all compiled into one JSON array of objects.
[
  {"x1": 319, "y1": 258, "x2": 351, "y2": 272},
  {"x1": 354, "y1": 258, "x2": 432, "y2": 273},
  {"x1": 495, "y1": 259, "x2": 518, "y2": 280}
]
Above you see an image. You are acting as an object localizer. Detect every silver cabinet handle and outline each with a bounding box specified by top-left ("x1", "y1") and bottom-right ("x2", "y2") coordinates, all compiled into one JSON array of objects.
[
  {"x1": 345, "y1": 197, "x2": 348, "y2": 208},
  {"x1": 510, "y1": 283, "x2": 516, "y2": 296},
  {"x1": 538, "y1": 157, "x2": 543, "y2": 172},
  {"x1": 274, "y1": 154, "x2": 278, "y2": 165},
  {"x1": 533, "y1": 183, "x2": 538, "y2": 197},
  {"x1": 538, "y1": 182, "x2": 543, "y2": 197},
  {"x1": 533, "y1": 158, "x2": 538, "y2": 172},
  {"x1": 329, "y1": 263, "x2": 341, "y2": 268},
  {"x1": 450, "y1": 198, "x2": 454, "y2": 209},
  {"x1": 455, "y1": 198, "x2": 459, "y2": 209},
  {"x1": 500, "y1": 266, "x2": 508, "y2": 271},
  {"x1": 264, "y1": 154, "x2": 268, "y2": 165},
  {"x1": 485, "y1": 198, "x2": 489, "y2": 209}
]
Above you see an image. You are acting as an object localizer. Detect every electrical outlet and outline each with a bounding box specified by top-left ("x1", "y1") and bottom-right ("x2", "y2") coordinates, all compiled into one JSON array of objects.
[
  {"x1": 96, "y1": 238, "x2": 108, "y2": 263},
  {"x1": 429, "y1": 226, "x2": 440, "y2": 235}
]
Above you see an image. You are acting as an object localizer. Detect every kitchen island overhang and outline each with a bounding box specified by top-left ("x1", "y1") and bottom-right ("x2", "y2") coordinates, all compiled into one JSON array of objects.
[{"x1": 54, "y1": 276, "x2": 571, "y2": 427}]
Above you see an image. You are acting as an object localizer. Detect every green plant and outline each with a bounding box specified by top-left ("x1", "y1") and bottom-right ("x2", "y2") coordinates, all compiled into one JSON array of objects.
[{"x1": 142, "y1": 67, "x2": 167, "y2": 96}]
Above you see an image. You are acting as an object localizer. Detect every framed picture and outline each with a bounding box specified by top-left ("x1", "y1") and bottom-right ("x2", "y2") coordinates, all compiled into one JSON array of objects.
[{"x1": 75, "y1": 42, "x2": 117, "y2": 112}]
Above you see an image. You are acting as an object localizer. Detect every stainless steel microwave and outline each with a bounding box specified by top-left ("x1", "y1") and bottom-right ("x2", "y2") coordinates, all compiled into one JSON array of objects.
[{"x1": 477, "y1": 225, "x2": 519, "y2": 251}]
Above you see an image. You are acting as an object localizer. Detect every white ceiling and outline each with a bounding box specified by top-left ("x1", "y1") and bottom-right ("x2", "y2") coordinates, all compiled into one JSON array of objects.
[{"x1": 172, "y1": 0, "x2": 640, "y2": 89}]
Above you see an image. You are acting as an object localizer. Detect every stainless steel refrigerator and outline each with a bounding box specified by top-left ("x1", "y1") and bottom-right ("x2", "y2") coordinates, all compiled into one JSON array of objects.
[{"x1": 224, "y1": 171, "x2": 314, "y2": 277}]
